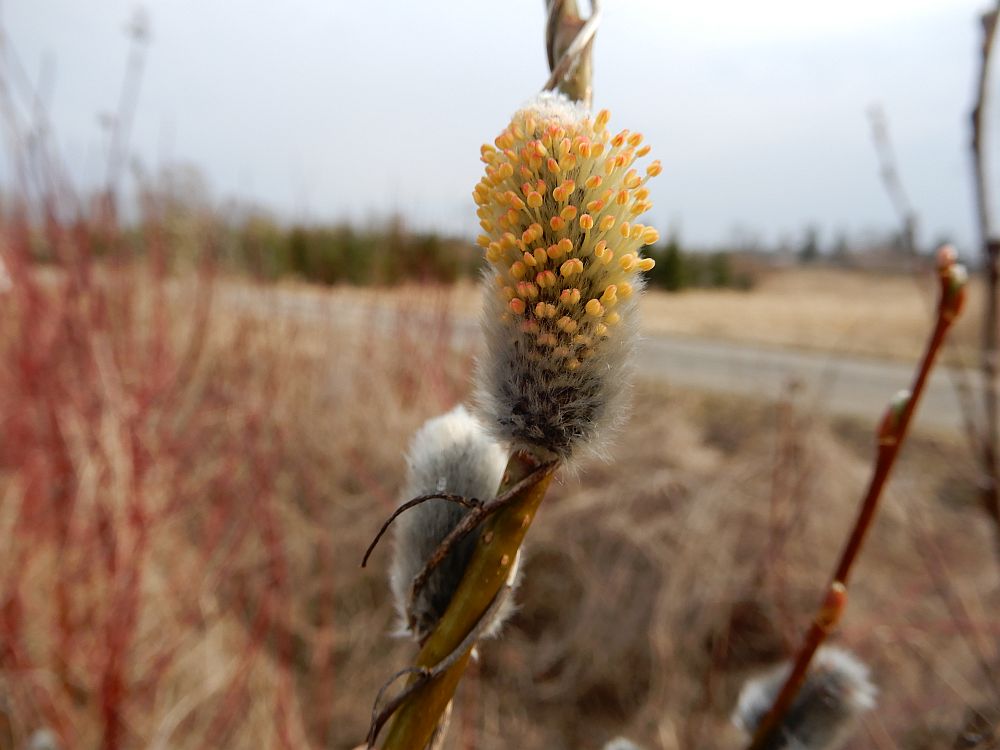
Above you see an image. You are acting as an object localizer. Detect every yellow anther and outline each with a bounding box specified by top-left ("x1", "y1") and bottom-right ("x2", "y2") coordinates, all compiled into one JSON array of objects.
[
  {"x1": 636, "y1": 145, "x2": 651, "y2": 157},
  {"x1": 591, "y1": 142, "x2": 605, "y2": 157},
  {"x1": 566, "y1": 358, "x2": 581, "y2": 371},
  {"x1": 627, "y1": 132, "x2": 643, "y2": 147},
  {"x1": 486, "y1": 244, "x2": 502, "y2": 263},
  {"x1": 560, "y1": 288, "x2": 581, "y2": 305},
  {"x1": 619, "y1": 254, "x2": 637, "y2": 271},
  {"x1": 502, "y1": 286, "x2": 516, "y2": 300},
  {"x1": 556, "y1": 316, "x2": 578, "y2": 333},
  {"x1": 619, "y1": 222, "x2": 631, "y2": 238},
  {"x1": 535, "y1": 179, "x2": 547, "y2": 195},
  {"x1": 601, "y1": 285, "x2": 618, "y2": 306},
  {"x1": 504, "y1": 208, "x2": 519, "y2": 226},
  {"x1": 646, "y1": 160, "x2": 662, "y2": 177},
  {"x1": 595, "y1": 323, "x2": 609, "y2": 337},
  {"x1": 595, "y1": 109, "x2": 611, "y2": 131},
  {"x1": 585, "y1": 299, "x2": 604, "y2": 317},
  {"x1": 586, "y1": 199, "x2": 605, "y2": 212},
  {"x1": 477, "y1": 234, "x2": 491, "y2": 247},
  {"x1": 534, "y1": 301, "x2": 551, "y2": 318},
  {"x1": 611, "y1": 130, "x2": 628, "y2": 147},
  {"x1": 480, "y1": 219, "x2": 493, "y2": 232},
  {"x1": 604, "y1": 157, "x2": 617, "y2": 175},
  {"x1": 523, "y1": 251, "x2": 537, "y2": 267},
  {"x1": 624, "y1": 170, "x2": 641, "y2": 189},
  {"x1": 560, "y1": 258, "x2": 584, "y2": 278},
  {"x1": 558, "y1": 238, "x2": 574, "y2": 256},
  {"x1": 616, "y1": 190, "x2": 630, "y2": 206},
  {"x1": 527, "y1": 191, "x2": 543, "y2": 208},
  {"x1": 510, "y1": 261, "x2": 527, "y2": 279},
  {"x1": 561, "y1": 205, "x2": 578, "y2": 222},
  {"x1": 640, "y1": 228, "x2": 659, "y2": 246},
  {"x1": 547, "y1": 157, "x2": 561, "y2": 173},
  {"x1": 585, "y1": 175, "x2": 603, "y2": 190},
  {"x1": 547, "y1": 243, "x2": 563, "y2": 260},
  {"x1": 638, "y1": 257, "x2": 656, "y2": 272},
  {"x1": 536, "y1": 270, "x2": 557, "y2": 288},
  {"x1": 534, "y1": 248, "x2": 548, "y2": 266},
  {"x1": 517, "y1": 281, "x2": 540, "y2": 299},
  {"x1": 499, "y1": 162, "x2": 514, "y2": 180},
  {"x1": 501, "y1": 232, "x2": 517, "y2": 248},
  {"x1": 599, "y1": 215, "x2": 615, "y2": 232},
  {"x1": 509, "y1": 298, "x2": 526, "y2": 315},
  {"x1": 630, "y1": 224, "x2": 643, "y2": 239},
  {"x1": 578, "y1": 141, "x2": 592, "y2": 158},
  {"x1": 606, "y1": 311, "x2": 621, "y2": 326},
  {"x1": 572, "y1": 333, "x2": 592, "y2": 347},
  {"x1": 509, "y1": 194, "x2": 525, "y2": 210},
  {"x1": 593, "y1": 240, "x2": 608, "y2": 259},
  {"x1": 579, "y1": 214, "x2": 594, "y2": 230},
  {"x1": 618, "y1": 281, "x2": 634, "y2": 298}
]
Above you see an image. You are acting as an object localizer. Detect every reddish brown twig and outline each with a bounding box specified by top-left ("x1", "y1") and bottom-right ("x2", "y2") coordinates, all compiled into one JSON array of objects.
[{"x1": 747, "y1": 249, "x2": 968, "y2": 750}]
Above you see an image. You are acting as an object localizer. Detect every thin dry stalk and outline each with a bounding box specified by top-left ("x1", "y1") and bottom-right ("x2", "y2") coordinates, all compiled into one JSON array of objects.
[{"x1": 971, "y1": 5, "x2": 1000, "y2": 560}]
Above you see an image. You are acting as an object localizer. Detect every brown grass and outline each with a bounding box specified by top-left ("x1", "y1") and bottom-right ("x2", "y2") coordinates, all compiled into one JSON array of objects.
[{"x1": 0, "y1": 249, "x2": 997, "y2": 749}]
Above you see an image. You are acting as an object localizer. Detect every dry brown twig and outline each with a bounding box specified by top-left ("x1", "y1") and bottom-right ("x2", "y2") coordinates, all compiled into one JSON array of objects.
[
  {"x1": 746, "y1": 249, "x2": 969, "y2": 750},
  {"x1": 971, "y1": 4, "x2": 1000, "y2": 561}
]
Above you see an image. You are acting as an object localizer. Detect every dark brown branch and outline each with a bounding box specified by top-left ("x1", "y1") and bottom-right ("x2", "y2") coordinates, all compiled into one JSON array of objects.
[
  {"x1": 360, "y1": 493, "x2": 483, "y2": 569},
  {"x1": 407, "y1": 460, "x2": 557, "y2": 619},
  {"x1": 972, "y1": 5, "x2": 1000, "y2": 560}
]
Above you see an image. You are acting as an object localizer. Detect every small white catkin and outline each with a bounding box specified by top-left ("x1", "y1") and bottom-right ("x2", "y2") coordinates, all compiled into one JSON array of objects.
[
  {"x1": 602, "y1": 738, "x2": 645, "y2": 750},
  {"x1": 472, "y1": 92, "x2": 661, "y2": 461},
  {"x1": 733, "y1": 646, "x2": 877, "y2": 750},
  {"x1": 389, "y1": 405, "x2": 514, "y2": 641}
]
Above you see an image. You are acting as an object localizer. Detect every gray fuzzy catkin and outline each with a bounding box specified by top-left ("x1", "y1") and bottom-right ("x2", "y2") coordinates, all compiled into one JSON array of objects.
[
  {"x1": 475, "y1": 279, "x2": 640, "y2": 461},
  {"x1": 733, "y1": 646, "x2": 877, "y2": 750},
  {"x1": 389, "y1": 405, "x2": 513, "y2": 641},
  {"x1": 471, "y1": 93, "x2": 660, "y2": 461}
]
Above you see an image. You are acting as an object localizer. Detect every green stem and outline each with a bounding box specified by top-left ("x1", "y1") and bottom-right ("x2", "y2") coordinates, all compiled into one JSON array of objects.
[{"x1": 380, "y1": 449, "x2": 556, "y2": 750}]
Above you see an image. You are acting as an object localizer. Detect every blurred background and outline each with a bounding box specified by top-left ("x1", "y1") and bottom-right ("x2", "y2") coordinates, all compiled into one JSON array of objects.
[{"x1": 1, "y1": 2, "x2": 999, "y2": 749}]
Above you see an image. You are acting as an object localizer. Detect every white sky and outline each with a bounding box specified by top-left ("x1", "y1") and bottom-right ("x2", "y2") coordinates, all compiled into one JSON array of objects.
[{"x1": 2, "y1": 0, "x2": 998, "y2": 252}]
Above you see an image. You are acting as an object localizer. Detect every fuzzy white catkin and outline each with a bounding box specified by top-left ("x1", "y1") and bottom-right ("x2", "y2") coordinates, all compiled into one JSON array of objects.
[
  {"x1": 472, "y1": 93, "x2": 660, "y2": 461},
  {"x1": 733, "y1": 646, "x2": 877, "y2": 750},
  {"x1": 389, "y1": 405, "x2": 515, "y2": 641},
  {"x1": 602, "y1": 738, "x2": 645, "y2": 750}
]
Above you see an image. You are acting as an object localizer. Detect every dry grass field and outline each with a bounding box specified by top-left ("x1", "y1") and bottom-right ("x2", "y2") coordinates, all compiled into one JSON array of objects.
[
  {"x1": 0, "y1": 257, "x2": 998, "y2": 749},
  {"x1": 305, "y1": 264, "x2": 982, "y2": 363}
]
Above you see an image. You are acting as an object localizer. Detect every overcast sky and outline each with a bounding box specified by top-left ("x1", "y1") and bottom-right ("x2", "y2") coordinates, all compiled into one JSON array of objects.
[{"x1": 3, "y1": 0, "x2": 999, "y2": 252}]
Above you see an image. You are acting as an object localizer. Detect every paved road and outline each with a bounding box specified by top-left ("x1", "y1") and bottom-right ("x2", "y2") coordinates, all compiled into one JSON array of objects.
[
  {"x1": 226, "y1": 285, "x2": 970, "y2": 435},
  {"x1": 638, "y1": 334, "x2": 967, "y2": 434}
]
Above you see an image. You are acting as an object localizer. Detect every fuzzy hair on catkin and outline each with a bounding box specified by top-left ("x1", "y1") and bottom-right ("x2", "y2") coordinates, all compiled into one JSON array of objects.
[
  {"x1": 602, "y1": 738, "x2": 645, "y2": 750},
  {"x1": 472, "y1": 92, "x2": 661, "y2": 461},
  {"x1": 389, "y1": 405, "x2": 514, "y2": 641},
  {"x1": 733, "y1": 646, "x2": 877, "y2": 750}
]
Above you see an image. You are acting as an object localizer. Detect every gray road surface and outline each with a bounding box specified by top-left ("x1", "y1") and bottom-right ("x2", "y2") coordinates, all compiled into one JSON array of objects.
[{"x1": 227, "y1": 286, "x2": 971, "y2": 436}]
